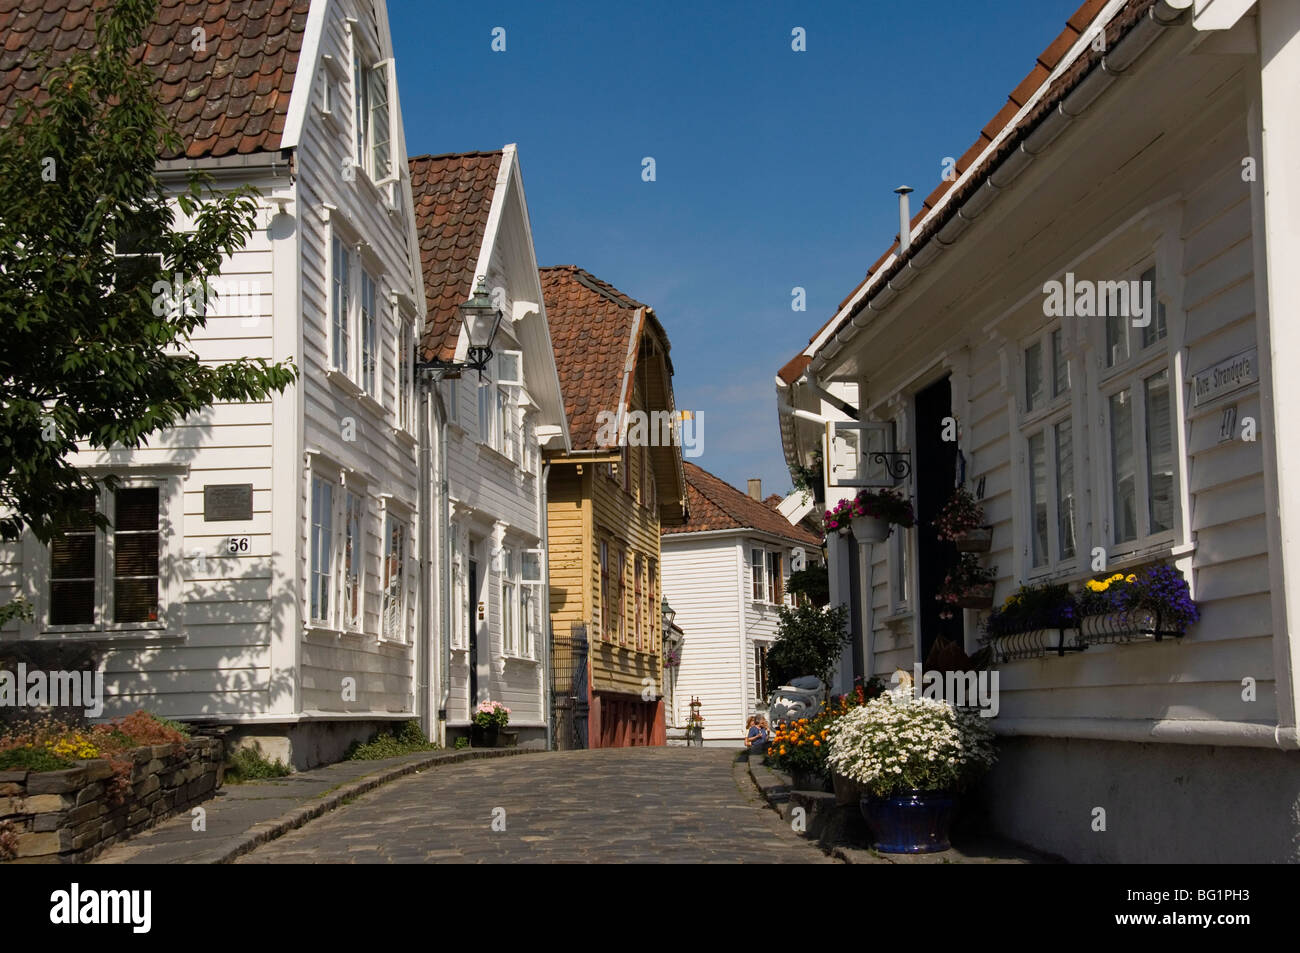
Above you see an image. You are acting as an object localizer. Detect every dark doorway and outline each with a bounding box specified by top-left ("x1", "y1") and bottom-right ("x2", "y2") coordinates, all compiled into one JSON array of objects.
[
  {"x1": 468, "y1": 558, "x2": 479, "y2": 707},
  {"x1": 913, "y1": 376, "x2": 960, "y2": 663}
]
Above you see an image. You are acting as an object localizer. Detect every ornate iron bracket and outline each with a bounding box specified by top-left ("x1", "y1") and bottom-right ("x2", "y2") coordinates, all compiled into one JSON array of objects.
[{"x1": 868, "y1": 451, "x2": 912, "y2": 482}]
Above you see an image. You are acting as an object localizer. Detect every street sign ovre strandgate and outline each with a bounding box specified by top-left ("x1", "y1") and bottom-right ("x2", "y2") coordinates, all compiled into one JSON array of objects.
[
  {"x1": 1191, "y1": 348, "x2": 1258, "y2": 408},
  {"x1": 203, "y1": 483, "x2": 253, "y2": 522}
]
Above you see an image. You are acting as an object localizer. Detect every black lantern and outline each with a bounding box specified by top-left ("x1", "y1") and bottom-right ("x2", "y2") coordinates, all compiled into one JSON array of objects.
[{"x1": 415, "y1": 276, "x2": 503, "y2": 380}]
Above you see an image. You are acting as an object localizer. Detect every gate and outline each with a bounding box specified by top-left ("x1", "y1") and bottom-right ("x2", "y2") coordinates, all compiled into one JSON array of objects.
[{"x1": 550, "y1": 621, "x2": 588, "y2": 749}]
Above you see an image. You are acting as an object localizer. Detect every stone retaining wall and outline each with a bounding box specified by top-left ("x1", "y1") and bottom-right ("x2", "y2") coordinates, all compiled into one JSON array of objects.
[{"x1": 0, "y1": 736, "x2": 224, "y2": 863}]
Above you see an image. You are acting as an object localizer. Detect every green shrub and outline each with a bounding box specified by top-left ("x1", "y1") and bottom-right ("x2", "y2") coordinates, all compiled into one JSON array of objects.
[
  {"x1": 454, "y1": 737, "x2": 470, "y2": 750},
  {"x1": 225, "y1": 744, "x2": 291, "y2": 783},
  {"x1": 0, "y1": 746, "x2": 75, "y2": 772},
  {"x1": 344, "y1": 720, "x2": 438, "y2": 761},
  {"x1": 154, "y1": 716, "x2": 191, "y2": 738}
]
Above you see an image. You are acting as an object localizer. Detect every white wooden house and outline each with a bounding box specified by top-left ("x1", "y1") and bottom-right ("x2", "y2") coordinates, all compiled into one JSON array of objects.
[
  {"x1": 1, "y1": 0, "x2": 428, "y2": 769},
  {"x1": 661, "y1": 465, "x2": 821, "y2": 743},
  {"x1": 411, "y1": 147, "x2": 570, "y2": 747},
  {"x1": 776, "y1": 0, "x2": 1300, "y2": 861}
]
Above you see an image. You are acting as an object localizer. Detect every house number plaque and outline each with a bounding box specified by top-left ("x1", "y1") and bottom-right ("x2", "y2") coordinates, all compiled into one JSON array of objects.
[{"x1": 203, "y1": 483, "x2": 253, "y2": 522}]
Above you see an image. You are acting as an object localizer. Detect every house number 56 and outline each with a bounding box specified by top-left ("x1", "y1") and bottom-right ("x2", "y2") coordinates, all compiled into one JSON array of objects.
[{"x1": 226, "y1": 536, "x2": 251, "y2": 554}]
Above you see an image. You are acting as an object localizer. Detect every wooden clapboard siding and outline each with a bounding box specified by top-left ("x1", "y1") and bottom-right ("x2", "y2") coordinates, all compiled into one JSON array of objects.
[
  {"x1": 291, "y1": 0, "x2": 420, "y2": 717},
  {"x1": 661, "y1": 537, "x2": 742, "y2": 735}
]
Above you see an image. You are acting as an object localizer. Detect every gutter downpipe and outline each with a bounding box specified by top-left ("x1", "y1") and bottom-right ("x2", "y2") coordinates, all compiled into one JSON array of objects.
[
  {"x1": 417, "y1": 379, "x2": 434, "y2": 741},
  {"x1": 540, "y1": 461, "x2": 553, "y2": 751},
  {"x1": 437, "y1": 389, "x2": 451, "y2": 746}
]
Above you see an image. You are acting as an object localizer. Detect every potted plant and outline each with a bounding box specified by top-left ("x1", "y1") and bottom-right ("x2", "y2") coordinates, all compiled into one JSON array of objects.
[
  {"x1": 766, "y1": 711, "x2": 833, "y2": 791},
  {"x1": 933, "y1": 485, "x2": 991, "y2": 552},
  {"x1": 685, "y1": 697, "x2": 705, "y2": 746},
  {"x1": 825, "y1": 487, "x2": 916, "y2": 543},
  {"x1": 471, "y1": 700, "x2": 510, "y2": 747},
  {"x1": 935, "y1": 554, "x2": 996, "y2": 617},
  {"x1": 1077, "y1": 564, "x2": 1198, "y2": 640},
  {"x1": 825, "y1": 689, "x2": 996, "y2": 853},
  {"x1": 983, "y1": 582, "x2": 1077, "y2": 637}
]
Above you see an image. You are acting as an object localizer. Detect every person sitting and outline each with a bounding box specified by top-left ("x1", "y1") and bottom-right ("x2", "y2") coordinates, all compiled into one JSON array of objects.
[{"x1": 745, "y1": 716, "x2": 767, "y2": 751}]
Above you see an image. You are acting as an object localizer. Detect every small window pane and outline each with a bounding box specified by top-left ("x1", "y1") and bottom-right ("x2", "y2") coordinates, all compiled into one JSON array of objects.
[
  {"x1": 310, "y1": 478, "x2": 333, "y2": 622},
  {"x1": 382, "y1": 515, "x2": 407, "y2": 642},
  {"x1": 1110, "y1": 389, "x2": 1137, "y2": 543},
  {"x1": 1028, "y1": 431, "x2": 1048, "y2": 567},
  {"x1": 1055, "y1": 421, "x2": 1076, "y2": 560},
  {"x1": 332, "y1": 239, "x2": 351, "y2": 375},
  {"x1": 368, "y1": 63, "x2": 390, "y2": 178},
  {"x1": 1139, "y1": 267, "x2": 1167, "y2": 348},
  {"x1": 343, "y1": 492, "x2": 363, "y2": 629},
  {"x1": 751, "y1": 548, "x2": 764, "y2": 601},
  {"x1": 1145, "y1": 369, "x2": 1175, "y2": 534},
  {"x1": 1106, "y1": 312, "x2": 1128, "y2": 368},
  {"x1": 1051, "y1": 329, "x2": 1070, "y2": 397},
  {"x1": 1024, "y1": 342, "x2": 1044, "y2": 413},
  {"x1": 49, "y1": 492, "x2": 97, "y2": 626},
  {"x1": 113, "y1": 487, "x2": 159, "y2": 623}
]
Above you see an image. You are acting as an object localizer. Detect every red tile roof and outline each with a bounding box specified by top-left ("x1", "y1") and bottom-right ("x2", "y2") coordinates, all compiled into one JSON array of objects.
[
  {"x1": 409, "y1": 151, "x2": 503, "y2": 361},
  {"x1": 0, "y1": 0, "x2": 308, "y2": 160},
  {"x1": 785, "y1": 0, "x2": 1152, "y2": 368},
  {"x1": 540, "y1": 265, "x2": 649, "y2": 450},
  {"x1": 663, "y1": 462, "x2": 820, "y2": 546}
]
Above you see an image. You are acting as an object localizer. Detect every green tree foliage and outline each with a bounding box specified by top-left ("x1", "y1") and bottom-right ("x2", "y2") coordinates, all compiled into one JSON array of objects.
[
  {"x1": 0, "y1": 0, "x2": 297, "y2": 545},
  {"x1": 765, "y1": 602, "x2": 850, "y2": 691},
  {"x1": 786, "y1": 565, "x2": 830, "y2": 607}
]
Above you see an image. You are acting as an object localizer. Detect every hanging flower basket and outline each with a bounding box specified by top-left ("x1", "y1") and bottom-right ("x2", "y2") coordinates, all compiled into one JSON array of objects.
[
  {"x1": 850, "y1": 514, "x2": 891, "y2": 543},
  {"x1": 953, "y1": 526, "x2": 992, "y2": 553},
  {"x1": 956, "y1": 583, "x2": 995, "y2": 609}
]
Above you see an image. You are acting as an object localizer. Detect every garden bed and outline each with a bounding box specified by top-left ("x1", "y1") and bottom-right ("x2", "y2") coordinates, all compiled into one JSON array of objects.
[{"x1": 0, "y1": 716, "x2": 224, "y2": 864}]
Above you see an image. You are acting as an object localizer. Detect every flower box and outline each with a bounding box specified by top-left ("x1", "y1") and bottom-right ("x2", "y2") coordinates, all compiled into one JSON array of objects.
[
  {"x1": 953, "y1": 526, "x2": 992, "y2": 553},
  {"x1": 1078, "y1": 609, "x2": 1162, "y2": 643},
  {"x1": 956, "y1": 583, "x2": 994, "y2": 609}
]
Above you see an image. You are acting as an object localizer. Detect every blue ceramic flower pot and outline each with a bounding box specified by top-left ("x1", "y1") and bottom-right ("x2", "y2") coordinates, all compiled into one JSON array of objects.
[{"x1": 860, "y1": 791, "x2": 956, "y2": 853}]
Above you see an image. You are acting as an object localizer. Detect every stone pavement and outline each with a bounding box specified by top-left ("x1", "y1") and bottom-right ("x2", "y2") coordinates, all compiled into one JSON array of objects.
[
  {"x1": 234, "y1": 747, "x2": 837, "y2": 863},
  {"x1": 93, "y1": 748, "x2": 531, "y2": 864}
]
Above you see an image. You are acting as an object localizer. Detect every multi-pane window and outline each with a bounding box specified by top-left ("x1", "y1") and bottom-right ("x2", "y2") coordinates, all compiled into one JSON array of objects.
[
  {"x1": 766, "y1": 551, "x2": 783, "y2": 604},
  {"x1": 520, "y1": 550, "x2": 543, "y2": 659},
  {"x1": 1022, "y1": 325, "x2": 1075, "y2": 571},
  {"x1": 353, "y1": 50, "x2": 392, "y2": 181},
  {"x1": 501, "y1": 548, "x2": 517, "y2": 655},
  {"x1": 478, "y1": 378, "x2": 493, "y2": 447},
  {"x1": 750, "y1": 548, "x2": 765, "y2": 601},
  {"x1": 648, "y1": 557, "x2": 659, "y2": 653},
  {"x1": 1098, "y1": 261, "x2": 1176, "y2": 551},
  {"x1": 600, "y1": 541, "x2": 610, "y2": 641},
  {"x1": 331, "y1": 237, "x2": 352, "y2": 375},
  {"x1": 497, "y1": 387, "x2": 514, "y2": 462},
  {"x1": 754, "y1": 644, "x2": 769, "y2": 702},
  {"x1": 396, "y1": 315, "x2": 413, "y2": 432},
  {"x1": 342, "y1": 490, "x2": 364, "y2": 630},
  {"x1": 634, "y1": 553, "x2": 644, "y2": 651},
  {"x1": 360, "y1": 269, "x2": 377, "y2": 397},
  {"x1": 381, "y1": 513, "x2": 407, "y2": 642},
  {"x1": 311, "y1": 476, "x2": 333, "y2": 623},
  {"x1": 613, "y1": 548, "x2": 626, "y2": 645},
  {"x1": 47, "y1": 486, "x2": 164, "y2": 629}
]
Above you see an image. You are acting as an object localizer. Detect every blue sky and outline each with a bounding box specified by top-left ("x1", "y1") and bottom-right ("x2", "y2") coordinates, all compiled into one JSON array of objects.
[{"x1": 389, "y1": 0, "x2": 1082, "y2": 498}]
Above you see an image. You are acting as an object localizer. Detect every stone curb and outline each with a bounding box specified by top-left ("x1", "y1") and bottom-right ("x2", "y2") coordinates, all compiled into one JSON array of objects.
[{"x1": 212, "y1": 747, "x2": 536, "y2": 864}]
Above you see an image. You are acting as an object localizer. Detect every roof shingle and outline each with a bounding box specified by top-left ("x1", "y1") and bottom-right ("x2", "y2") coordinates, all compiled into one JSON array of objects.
[
  {"x1": 0, "y1": 0, "x2": 308, "y2": 160},
  {"x1": 663, "y1": 462, "x2": 820, "y2": 547},
  {"x1": 540, "y1": 265, "x2": 648, "y2": 450},
  {"x1": 408, "y1": 151, "x2": 503, "y2": 361}
]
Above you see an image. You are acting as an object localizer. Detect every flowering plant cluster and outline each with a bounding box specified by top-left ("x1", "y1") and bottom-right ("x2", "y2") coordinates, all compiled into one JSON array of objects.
[
  {"x1": 824, "y1": 690, "x2": 997, "y2": 798},
  {"x1": 663, "y1": 648, "x2": 681, "y2": 668},
  {"x1": 765, "y1": 679, "x2": 886, "y2": 776},
  {"x1": 932, "y1": 485, "x2": 985, "y2": 542},
  {"x1": 0, "y1": 710, "x2": 189, "y2": 806},
  {"x1": 934, "y1": 553, "x2": 996, "y2": 620},
  {"x1": 822, "y1": 488, "x2": 915, "y2": 535},
  {"x1": 472, "y1": 700, "x2": 511, "y2": 728},
  {"x1": 1078, "y1": 564, "x2": 1199, "y2": 631},
  {"x1": 983, "y1": 582, "x2": 1077, "y2": 637}
]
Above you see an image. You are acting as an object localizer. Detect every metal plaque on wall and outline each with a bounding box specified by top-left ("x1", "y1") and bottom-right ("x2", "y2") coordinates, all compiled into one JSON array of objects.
[{"x1": 203, "y1": 483, "x2": 253, "y2": 522}]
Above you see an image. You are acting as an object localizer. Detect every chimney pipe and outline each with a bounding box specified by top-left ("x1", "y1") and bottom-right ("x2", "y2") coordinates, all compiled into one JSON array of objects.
[
  {"x1": 895, "y1": 185, "x2": 914, "y2": 253},
  {"x1": 747, "y1": 478, "x2": 762, "y2": 501}
]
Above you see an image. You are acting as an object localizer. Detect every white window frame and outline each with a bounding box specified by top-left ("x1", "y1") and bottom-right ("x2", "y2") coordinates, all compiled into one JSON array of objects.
[
  {"x1": 825, "y1": 419, "x2": 897, "y2": 488},
  {"x1": 750, "y1": 547, "x2": 765, "y2": 602},
  {"x1": 330, "y1": 234, "x2": 353, "y2": 378},
  {"x1": 500, "y1": 546, "x2": 518, "y2": 656},
  {"x1": 341, "y1": 487, "x2": 366, "y2": 634},
  {"x1": 35, "y1": 476, "x2": 179, "y2": 636},
  {"x1": 478, "y1": 366, "x2": 495, "y2": 449},
  {"x1": 394, "y1": 304, "x2": 414, "y2": 434},
  {"x1": 349, "y1": 24, "x2": 397, "y2": 186},
  {"x1": 380, "y1": 502, "x2": 411, "y2": 644},
  {"x1": 450, "y1": 524, "x2": 468, "y2": 650},
  {"x1": 360, "y1": 268, "x2": 379, "y2": 400},
  {"x1": 1018, "y1": 322, "x2": 1078, "y2": 577},
  {"x1": 309, "y1": 469, "x2": 337, "y2": 627},
  {"x1": 1089, "y1": 257, "x2": 1178, "y2": 559}
]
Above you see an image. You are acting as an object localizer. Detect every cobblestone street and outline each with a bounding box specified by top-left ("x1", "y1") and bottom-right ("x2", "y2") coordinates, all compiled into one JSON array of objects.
[{"x1": 233, "y1": 748, "x2": 835, "y2": 864}]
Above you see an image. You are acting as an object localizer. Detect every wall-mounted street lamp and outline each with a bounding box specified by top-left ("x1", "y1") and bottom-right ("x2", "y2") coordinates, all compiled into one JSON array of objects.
[
  {"x1": 415, "y1": 276, "x2": 503, "y2": 381},
  {"x1": 661, "y1": 595, "x2": 676, "y2": 633}
]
